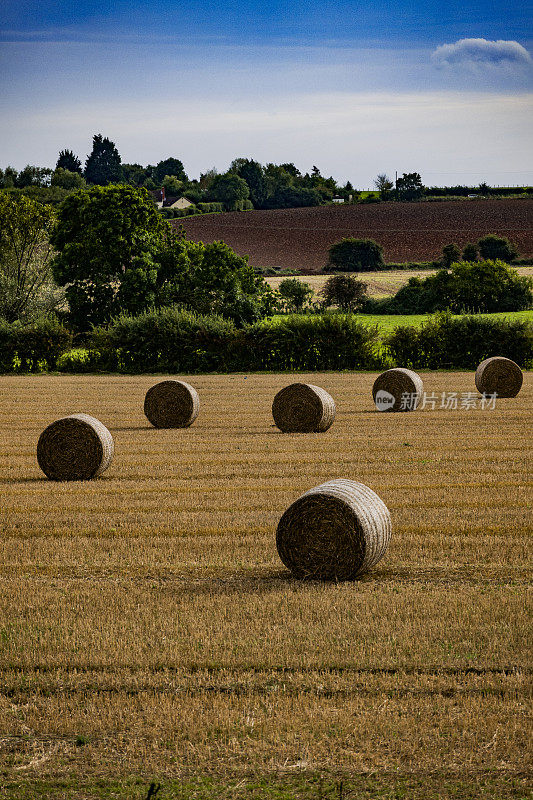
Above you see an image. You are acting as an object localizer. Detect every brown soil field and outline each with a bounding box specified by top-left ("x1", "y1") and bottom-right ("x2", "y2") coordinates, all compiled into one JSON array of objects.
[
  {"x1": 177, "y1": 199, "x2": 533, "y2": 271},
  {"x1": 0, "y1": 373, "x2": 531, "y2": 799}
]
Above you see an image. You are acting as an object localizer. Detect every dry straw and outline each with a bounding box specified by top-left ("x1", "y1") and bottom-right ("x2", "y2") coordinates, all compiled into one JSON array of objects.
[
  {"x1": 144, "y1": 380, "x2": 200, "y2": 428},
  {"x1": 372, "y1": 368, "x2": 423, "y2": 412},
  {"x1": 37, "y1": 413, "x2": 114, "y2": 481},
  {"x1": 272, "y1": 383, "x2": 336, "y2": 432},
  {"x1": 475, "y1": 356, "x2": 523, "y2": 398},
  {"x1": 276, "y1": 478, "x2": 392, "y2": 581}
]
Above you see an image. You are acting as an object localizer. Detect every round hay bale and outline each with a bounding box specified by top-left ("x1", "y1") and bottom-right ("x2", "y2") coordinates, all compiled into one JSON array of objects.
[
  {"x1": 272, "y1": 383, "x2": 336, "y2": 433},
  {"x1": 276, "y1": 479, "x2": 392, "y2": 581},
  {"x1": 475, "y1": 357, "x2": 523, "y2": 398},
  {"x1": 37, "y1": 414, "x2": 114, "y2": 481},
  {"x1": 372, "y1": 368, "x2": 423, "y2": 412},
  {"x1": 144, "y1": 380, "x2": 200, "y2": 428}
]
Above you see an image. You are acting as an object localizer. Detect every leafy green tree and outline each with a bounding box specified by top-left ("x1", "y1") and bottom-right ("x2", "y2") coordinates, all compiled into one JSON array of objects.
[
  {"x1": 56, "y1": 149, "x2": 82, "y2": 174},
  {"x1": 51, "y1": 184, "x2": 168, "y2": 329},
  {"x1": 277, "y1": 278, "x2": 313, "y2": 313},
  {"x1": 122, "y1": 163, "x2": 150, "y2": 186},
  {"x1": 154, "y1": 158, "x2": 187, "y2": 184},
  {"x1": 374, "y1": 173, "x2": 394, "y2": 199},
  {"x1": 477, "y1": 235, "x2": 518, "y2": 263},
  {"x1": 16, "y1": 165, "x2": 52, "y2": 188},
  {"x1": 462, "y1": 243, "x2": 478, "y2": 262},
  {"x1": 0, "y1": 194, "x2": 63, "y2": 322},
  {"x1": 326, "y1": 238, "x2": 384, "y2": 272},
  {"x1": 441, "y1": 243, "x2": 461, "y2": 268},
  {"x1": 320, "y1": 275, "x2": 368, "y2": 311},
  {"x1": 155, "y1": 231, "x2": 274, "y2": 326},
  {"x1": 230, "y1": 159, "x2": 268, "y2": 208},
  {"x1": 396, "y1": 172, "x2": 424, "y2": 201},
  {"x1": 208, "y1": 173, "x2": 250, "y2": 211},
  {"x1": 51, "y1": 168, "x2": 86, "y2": 190},
  {"x1": 161, "y1": 175, "x2": 183, "y2": 196},
  {"x1": 0, "y1": 167, "x2": 18, "y2": 188},
  {"x1": 84, "y1": 134, "x2": 122, "y2": 185}
]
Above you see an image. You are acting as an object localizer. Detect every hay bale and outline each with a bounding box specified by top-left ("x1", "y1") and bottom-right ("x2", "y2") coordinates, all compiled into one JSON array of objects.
[
  {"x1": 276, "y1": 479, "x2": 392, "y2": 581},
  {"x1": 37, "y1": 414, "x2": 114, "y2": 481},
  {"x1": 272, "y1": 383, "x2": 336, "y2": 433},
  {"x1": 475, "y1": 357, "x2": 523, "y2": 398},
  {"x1": 372, "y1": 368, "x2": 423, "y2": 412},
  {"x1": 144, "y1": 380, "x2": 200, "y2": 428}
]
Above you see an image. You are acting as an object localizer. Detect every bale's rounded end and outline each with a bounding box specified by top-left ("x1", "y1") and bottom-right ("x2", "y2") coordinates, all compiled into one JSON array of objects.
[
  {"x1": 372, "y1": 368, "x2": 423, "y2": 412},
  {"x1": 276, "y1": 479, "x2": 391, "y2": 581},
  {"x1": 475, "y1": 357, "x2": 523, "y2": 398},
  {"x1": 272, "y1": 383, "x2": 336, "y2": 432},
  {"x1": 37, "y1": 414, "x2": 114, "y2": 481},
  {"x1": 144, "y1": 380, "x2": 200, "y2": 428}
]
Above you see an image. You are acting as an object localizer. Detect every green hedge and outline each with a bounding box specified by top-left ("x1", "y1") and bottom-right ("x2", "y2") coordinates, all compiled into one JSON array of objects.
[
  {"x1": 197, "y1": 202, "x2": 224, "y2": 213},
  {"x1": 0, "y1": 317, "x2": 72, "y2": 372},
  {"x1": 384, "y1": 313, "x2": 533, "y2": 370}
]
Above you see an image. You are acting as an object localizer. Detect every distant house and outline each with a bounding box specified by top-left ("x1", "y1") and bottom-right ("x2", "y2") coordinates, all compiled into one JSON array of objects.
[
  {"x1": 332, "y1": 197, "x2": 344, "y2": 204},
  {"x1": 149, "y1": 188, "x2": 193, "y2": 210}
]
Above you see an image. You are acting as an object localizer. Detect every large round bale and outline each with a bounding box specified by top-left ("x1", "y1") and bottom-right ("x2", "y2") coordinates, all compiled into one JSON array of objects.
[
  {"x1": 475, "y1": 357, "x2": 523, "y2": 398},
  {"x1": 372, "y1": 368, "x2": 423, "y2": 412},
  {"x1": 144, "y1": 380, "x2": 200, "y2": 428},
  {"x1": 276, "y1": 479, "x2": 392, "y2": 581},
  {"x1": 37, "y1": 414, "x2": 114, "y2": 481},
  {"x1": 272, "y1": 383, "x2": 336, "y2": 433}
]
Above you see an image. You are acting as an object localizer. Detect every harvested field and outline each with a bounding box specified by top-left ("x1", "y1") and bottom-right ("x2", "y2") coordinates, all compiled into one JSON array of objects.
[
  {"x1": 177, "y1": 199, "x2": 533, "y2": 271},
  {"x1": 0, "y1": 373, "x2": 531, "y2": 799}
]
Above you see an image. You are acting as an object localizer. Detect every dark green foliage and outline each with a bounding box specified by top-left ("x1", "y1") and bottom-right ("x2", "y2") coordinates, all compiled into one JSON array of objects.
[
  {"x1": 441, "y1": 243, "x2": 461, "y2": 268},
  {"x1": 91, "y1": 307, "x2": 237, "y2": 373},
  {"x1": 197, "y1": 202, "x2": 224, "y2": 213},
  {"x1": 477, "y1": 234, "x2": 518, "y2": 263},
  {"x1": 370, "y1": 260, "x2": 532, "y2": 314},
  {"x1": 462, "y1": 242, "x2": 478, "y2": 262},
  {"x1": 264, "y1": 186, "x2": 321, "y2": 209},
  {"x1": 51, "y1": 168, "x2": 85, "y2": 190},
  {"x1": 1, "y1": 185, "x2": 71, "y2": 206},
  {"x1": 396, "y1": 172, "x2": 424, "y2": 201},
  {"x1": 153, "y1": 158, "x2": 187, "y2": 184},
  {"x1": 277, "y1": 278, "x2": 314, "y2": 313},
  {"x1": 207, "y1": 173, "x2": 250, "y2": 211},
  {"x1": 0, "y1": 316, "x2": 71, "y2": 373},
  {"x1": 385, "y1": 312, "x2": 533, "y2": 369},
  {"x1": 230, "y1": 159, "x2": 268, "y2": 208},
  {"x1": 84, "y1": 134, "x2": 122, "y2": 185},
  {"x1": 320, "y1": 275, "x2": 368, "y2": 311},
  {"x1": 326, "y1": 238, "x2": 384, "y2": 272},
  {"x1": 51, "y1": 184, "x2": 168, "y2": 330},
  {"x1": 56, "y1": 149, "x2": 82, "y2": 174}
]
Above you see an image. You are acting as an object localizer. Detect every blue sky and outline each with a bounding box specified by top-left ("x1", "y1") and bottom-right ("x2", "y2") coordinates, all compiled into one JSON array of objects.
[{"x1": 1, "y1": 0, "x2": 532, "y2": 186}]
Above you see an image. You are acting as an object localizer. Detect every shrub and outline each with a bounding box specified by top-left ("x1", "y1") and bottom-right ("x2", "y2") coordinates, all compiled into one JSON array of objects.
[
  {"x1": 462, "y1": 243, "x2": 478, "y2": 262},
  {"x1": 197, "y1": 202, "x2": 224, "y2": 213},
  {"x1": 384, "y1": 312, "x2": 533, "y2": 370},
  {"x1": 0, "y1": 316, "x2": 72, "y2": 373},
  {"x1": 320, "y1": 275, "x2": 368, "y2": 311},
  {"x1": 277, "y1": 278, "x2": 314, "y2": 313},
  {"x1": 56, "y1": 348, "x2": 104, "y2": 373},
  {"x1": 441, "y1": 243, "x2": 461, "y2": 268},
  {"x1": 477, "y1": 235, "x2": 518, "y2": 263},
  {"x1": 326, "y1": 238, "x2": 384, "y2": 272}
]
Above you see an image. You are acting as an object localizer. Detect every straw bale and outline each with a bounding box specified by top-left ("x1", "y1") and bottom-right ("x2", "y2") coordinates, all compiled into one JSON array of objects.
[
  {"x1": 144, "y1": 380, "x2": 200, "y2": 428},
  {"x1": 372, "y1": 368, "x2": 423, "y2": 412},
  {"x1": 276, "y1": 478, "x2": 392, "y2": 580},
  {"x1": 272, "y1": 383, "x2": 336, "y2": 432},
  {"x1": 475, "y1": 357, "x2": 523, "y2": 398},
  {"x1": 37, "y1": 413, "x2": 114, "y2": 481}
]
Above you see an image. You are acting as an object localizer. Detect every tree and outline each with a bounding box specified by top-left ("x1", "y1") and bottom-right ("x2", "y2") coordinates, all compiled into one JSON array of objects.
[
  {"x1": 154, "y1": 158, "x2": 187, "y2": 185},
  {"x1": 320, "y1": 275, "x2": 368, "y2": 312},
  {"x1": 230, "y1": 159, "x2": 268, "y2": 208},
  {"x1": 0, "y1": 194, "x2": 63, "y2": 322},
  {"x1": 396, "y1": 172, "x2": 424, "y2": 201},
  {"x1": 462, "y1": 243, "x2": 478, "y2": 262},
  {"x1": 56, "y1": 149, "x2": 82, "y2": 174},
  {"x1": 326, "y1": 238, "x2": 384, "y2": 272},
  {"x1": 0, "y1": 166, "x2": 18, "y2": 188},
  {"x1": 84, "y1": 134, "x2": 122, "y2": 185},
  {"x1": 208, "y1": 173, "x2": 250, "y2": 211},
  {"x1": 51, "y1": 168, "x2": 86, "y2": 190},
  {"x1": 161, "y1": 175, "x2": 183, "y2": 196},
  {"x1": 16, "y1": 165, "x2": 52, "y2": 188},
  {"x1": 477, "y1": 235, "x2": 518, "y2": 263},
  {"x1": 50, "y1": 184, "x2": 168, "y2": 330},
  {"x1": 374, "y1": 173, "x2": 394, "y2": 198},
  {"x1": 441, "y1": 243, "x2": 461, "y2": 269},
  {"x1": 277, "y1": 278, "x2": 314, "y2": 313}
]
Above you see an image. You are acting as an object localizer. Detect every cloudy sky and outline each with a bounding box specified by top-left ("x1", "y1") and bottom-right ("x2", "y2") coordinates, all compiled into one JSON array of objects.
[{"x1": 1, "y1": 0, "x2": 532, "y2": 187}]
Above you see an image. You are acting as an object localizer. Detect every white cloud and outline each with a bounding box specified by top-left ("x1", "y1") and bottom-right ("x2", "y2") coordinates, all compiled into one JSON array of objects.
[{"x1": 432, "y1": 38, "x2": 532, "y2": 69}]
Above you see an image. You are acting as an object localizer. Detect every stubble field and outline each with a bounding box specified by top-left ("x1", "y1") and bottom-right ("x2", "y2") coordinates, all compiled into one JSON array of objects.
[{"x1": 0, "y1": 373, "x2": 531, "y2": 799}]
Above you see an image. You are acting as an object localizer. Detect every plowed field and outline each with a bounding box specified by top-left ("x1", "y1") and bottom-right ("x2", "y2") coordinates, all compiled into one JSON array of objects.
[{"x1": 177, "y1": 199, "x2": 533, "y2": 271}]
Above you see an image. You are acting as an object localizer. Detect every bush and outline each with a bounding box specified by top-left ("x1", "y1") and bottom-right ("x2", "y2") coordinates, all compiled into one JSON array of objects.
[
  {"x1": 56, "y1": 347, "x2": 104, "y2": 373},
  {"x1": 320, "y1": 275, "x2": 368, "y2": 311},
  {"x1": 441, "y1": 243, "x2": 461, "y2": 268},
  {"x1": 462, "y1": 243, "x2": 478, "y2": 262},
  {"x1": 384, "y1": 312, "x2": 533, "y2": 370},
  {"x1": 277, "y1": 278, "x2": 314, "y2": 313},
  {"x1": 368, "y1": 260, "x2": 533, "y2": 314},
  {"x1": 197, "y1": 202, "x2": 224, "y2": 214},
  {"x1": 477, "y1": 235, "x2": 519, "y2": 263},
  {"x1": 0, "y1": 316, "x2": 71, "y2": 373},
  {"x1": 326, "y1": 238, "x2": 384, "y2": 272}
]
